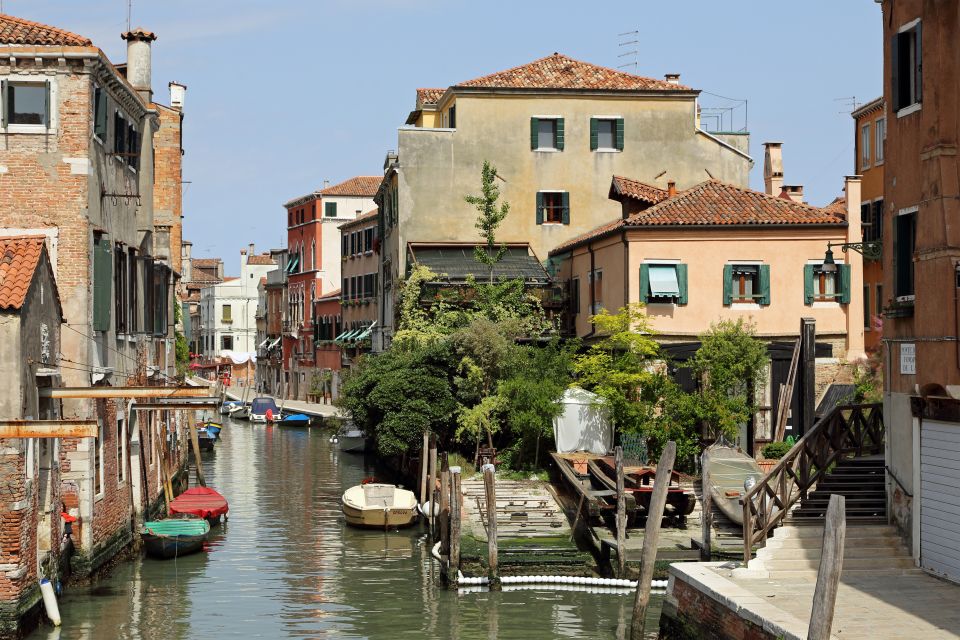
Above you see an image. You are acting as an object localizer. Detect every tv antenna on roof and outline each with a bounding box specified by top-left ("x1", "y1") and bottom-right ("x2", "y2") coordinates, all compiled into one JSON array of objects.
[
  {"x1": 835, "y1": 96, "x2": 860, "y2": 115},
  {"x1": 126, "y1": 0, "x2": 132, "y2": 32},
  {"x1": 617, "y1": 30, "x2": 638, "y2": 71}
]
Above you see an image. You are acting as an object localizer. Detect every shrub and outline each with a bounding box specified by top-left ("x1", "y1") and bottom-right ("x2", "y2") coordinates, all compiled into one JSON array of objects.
[{"x1": 762, "y1": 441, "x2": 792, "y2": 460}]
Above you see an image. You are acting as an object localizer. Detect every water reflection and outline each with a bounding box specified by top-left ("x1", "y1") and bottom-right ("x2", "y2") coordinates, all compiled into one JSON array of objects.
[{"x1": 33, "y1": 418, "x2": 661, "y2": 639}]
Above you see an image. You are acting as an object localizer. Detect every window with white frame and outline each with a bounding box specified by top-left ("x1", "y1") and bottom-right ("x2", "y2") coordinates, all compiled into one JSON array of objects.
[
  {"x1": 893, "y1": 21, "x2": 922, "y2": 112},
  {"x1": 861, "y1": 122, "x2": 871, "y2": 169},
  {"x1": 531, "y1": 117, "x2": 563, "y2": 151},
  {"x1": 1, "y1": 79, "x2": 50, "y2": 128},
  {"x1": 875, "y1": 117, "x2": 886, "y2": 163}
]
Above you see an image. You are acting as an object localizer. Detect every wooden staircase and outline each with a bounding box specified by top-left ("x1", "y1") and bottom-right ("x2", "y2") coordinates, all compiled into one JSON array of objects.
[{"x1": 789, "y1": 455, "x2": 886, "y2": 524}]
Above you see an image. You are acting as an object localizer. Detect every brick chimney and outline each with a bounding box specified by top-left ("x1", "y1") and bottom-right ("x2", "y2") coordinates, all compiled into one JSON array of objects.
[
  {"x1": 121, "y1": 27, "x2": 157, "y2": 103},
  {"x1": 169, "y1": 81, "x2": 186, "y2": 111},
  {"x1": 667, "y1": 181, "x2": 677, "y2": 197},
  {"x1": 248, "y1": 243, "x2": 255, "y2": 261},
  {"x1": 763, "y1": 142, "x2": 784, "y2": 196}
]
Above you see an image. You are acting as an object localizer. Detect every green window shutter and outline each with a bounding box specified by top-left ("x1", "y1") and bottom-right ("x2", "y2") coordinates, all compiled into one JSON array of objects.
[
  {"x1": 838, "y1": 264, "x2": 852, "y2": 304},
  {"x1": 530, "y1": 117, "x2": 539, "y2": 150},
  {"x1": 615, "y1": 118, "x2": 625, "y2": 151},
  {"x1": 555, "y1": 118, "x2": 564, "y2": 151},
  {"x1": 93, "y1": 235, "x2": 112, "y2": 331},
  {"x1": 914, "y1": 22, "x2": 922, "y2": 104},
  {"x1": 758, "y1": 264, "x2": 771, "y2": 305},
  {"x1": 891, "y1": 34, "x2": 901, "y2": 111},
  {"x1": 1, "y1": 80, "x2": 7, "y2": 128},
  {"x1": 561, "y1": 192, "x2": 570, "y2": 225},
  {"x1": 639, "y1": 264, "x2": 650, "y2": 303},
  {"x1": 44, "y1": 80, "x2": 51, "y2": 129},
  {"x1": 677, "y1": 263, "x2": 688, "y2": 305},
  {"x1": 722, "y1": 264, "x2": 733, "y2": 305},
  {"x1": 325, "y1": 202, "x2": 337, "y2": 217},
  {"x1": 535, "y1": 192, "x2": 544, "y2": 225},
  {"x1": 803, "y1": 264, "x2": 815, "y2": 304},
  {"x1": 589, "y1": 118, "x2": 598, "y2": 151}
]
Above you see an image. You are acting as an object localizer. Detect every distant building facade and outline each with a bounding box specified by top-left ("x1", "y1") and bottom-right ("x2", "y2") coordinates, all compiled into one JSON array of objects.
[
  {"x1": 852, "y1": 97, "x2": 885, "y2": 352},
  {"x1": 338, "y1": 208, "x2": 379, "y2": 367}
]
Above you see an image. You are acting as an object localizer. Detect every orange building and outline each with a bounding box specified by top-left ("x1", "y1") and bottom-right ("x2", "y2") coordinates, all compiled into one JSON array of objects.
[{"x1": 852, "y1": 98, "x2": 886, "y2": 351}]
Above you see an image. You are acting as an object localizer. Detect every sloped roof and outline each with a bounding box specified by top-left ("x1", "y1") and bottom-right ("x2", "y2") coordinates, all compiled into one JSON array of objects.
[
  {"x1": 416, "y1": 88, "x2": 445, "y2": 107},
  {"x1": 822, "y1": 196, "x2": 848, "y2": 218},
  {"x1": 550, "y1": 179, "x2": 845, "y2": 256},
  {"x1": 0, "y1": 235, "x2": 55, "y2": 311},
  {"x1": 339, "y1": 208, "x2": 379, "y2": 230},
  {"x1": 317, "y1": 288, "x2": 341, "y2": 301},
  {"x1": 192, "y1": 258, "x2": 221, "y2": 267},
  {"x1": 409, "y1": 243, "x2": 551, "y2": 284},
  {"x1": 247, "y1": 254, "x2": 276, "y2": 266},
  {"x1": 0, "y1": 13, "x2": 92, "y2": 46},
  {"x1": 610, "y1": 176, "x2": 670, "y2": 205},
  {"x1": 454, "y1": 53, "x2": 691, "y2": 92},
  {"x1": 319, "y1": 176, "x2": 381, "y2": 197}
]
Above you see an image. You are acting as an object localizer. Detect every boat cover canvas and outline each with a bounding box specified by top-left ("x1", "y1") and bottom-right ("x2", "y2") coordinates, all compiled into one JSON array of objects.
[
  {"x1": 552, "y1": 387, "x2": 611, "y2": 455},
  {"x1": 250, "y1": 397, "x2": 279, "y2": 415},
  {"x1": 169, "y1": 487, "x2": 229, "y2": 519}
]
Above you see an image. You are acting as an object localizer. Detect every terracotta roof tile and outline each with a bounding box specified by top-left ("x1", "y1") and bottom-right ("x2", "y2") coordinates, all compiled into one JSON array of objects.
[
  {"x1": 338, "y1": 207, "x2": 379, "y2": 229},
  {"x1": 550, "y1": 179, "x2": 845, "y2": 256},
  {"x1": 247, "y1": 254, "x2": 276, "y2": 266},
  {"x1": 454, "y1": 53, "x2": 691, "y2": 92},
  {"x1": 0, "y1": 13, "x2": 92, "y2": 46},
  {"x1": 416, "y1": 88, "x2": 445, "y2": 107},
  {"x1": 319, "y1": 176, "x2": 381, "y2": 197},
  {"x1": 121, "y1": 26, "x2": 156, "y2": 41},
  {"x1": 192, "y1": 258, "x2": 221, "y2": 267},
  {"x1": 610, "y1": 176, "x2": 670, "y2": 205},
  {"x1": 822, "y1": 196, "x2": 848, "y2": 218},
  {"x1": 317, "y1": 289, "x2": 341, "y2": 301},
  {"x1": 0, "y1": 235, "x2": 47, "y2": 310}
]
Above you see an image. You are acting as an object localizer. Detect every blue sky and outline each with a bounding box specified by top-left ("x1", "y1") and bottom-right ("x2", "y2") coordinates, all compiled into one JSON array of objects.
[{"x1": 14, "y1": 1, "x2": 882, "y2": 271}]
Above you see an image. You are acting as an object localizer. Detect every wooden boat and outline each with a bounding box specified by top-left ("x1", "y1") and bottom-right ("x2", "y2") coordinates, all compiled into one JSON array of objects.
[
  {"x1": 341, "y1": 483, "x2": 418, "y2": 528},
  {"x1": 549, "y1": 452, "x2": 618, "y2": 521},
  {"x1": 249, "y1": 397, "x2": 280, "y2": 423},
  {"x1": 592, "y1": 456, "x2": 696, "y2": 519},
  {"x1": 702, "y1": 444, "x2": 763, "y2": 526},
  {"x1": 169, "y1": 487, "x2": 229, "y2": 525},
  {"x1": 201, "y1": 421, "x2": 222, "y2": 438},
  {"x1": 335, "y1": 425, "x2": 368, "y2": 452},
  {"x1": 232, "y1": 403, "x2": 250, "y2": 420},
  {"x1": 196, "y1": 428, "x2": 216, "y2": 451},
  {"x1": 279, "y1": 413, "x2": 310, "y2": 427},
  {"x1": 141, "y1": 517, "x2": 210, "y2": 559}
]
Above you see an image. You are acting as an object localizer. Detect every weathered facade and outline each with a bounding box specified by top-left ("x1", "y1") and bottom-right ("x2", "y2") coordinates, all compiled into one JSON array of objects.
[
  {"x1": 0, "y1": 15, "x2": 182, "y2": 579},
  {"x1": 376, "y1": 53, "x2": 754, "y2": 348},
  {"x1": 880, "y1": 0, "x2": 960, "y2": 584},
  {"x1": 0, "y1": 237, "x2": 64, "y2": 634},
  {"x1": 338, "y1": 208, "x2": 378, "y2": 368}
]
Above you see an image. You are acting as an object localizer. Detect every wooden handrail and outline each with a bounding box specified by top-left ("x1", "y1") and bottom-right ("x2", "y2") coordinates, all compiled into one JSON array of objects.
[{"x1": 742, "y1": 402, "x2": 883, "y2": 563}]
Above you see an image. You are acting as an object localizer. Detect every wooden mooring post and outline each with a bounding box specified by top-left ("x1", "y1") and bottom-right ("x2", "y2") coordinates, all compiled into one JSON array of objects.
[
  {"x1": 419, "y1": 431, "x2": 429, "y2": 506},
  {"x1": 187, "y1": 416, "x2": 206, "y2": 487},
  {"x1": 449, "y1": 466, "x2": 462, "y2": 587},
  {"x1": 808, "y1": 494, "x2": 846, "y2": 640},
  {"x1": 427, "y1": 435, "x2": 437, "y2": 538},
  {"x1": 482, "y1": 463, "x2": 500, "y2": 590},
  {"x1": 631, "y1": 440, "x2": 676, "y2": 640},
  {"x1": 615, "y1": 445, "x2": 627, "y2": 578},
  {"x1": 439, "y1": 455, "x2": 451, "y2": 583},
  {"x1": 700, "y1": 450, "x2": 712, "y2": 562}
]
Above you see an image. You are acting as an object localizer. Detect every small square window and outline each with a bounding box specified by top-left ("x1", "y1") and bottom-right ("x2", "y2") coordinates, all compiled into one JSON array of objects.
[
  {"x1": 541, "y1": 192, "x2": 564, "y2": 224},
  {"x1": 731, "y1": 265, "x2": 759, "y2": 303},
  {"x1": 5, "y1": 82, "x2": 48, "y2": 126},
  {"x1": 537, "y1": 119, "x2": 557, "y2": 149},
  {"x1": 647, "y1": 264, "x2": 680, "y2": 303},
  {"x1": 596, "y1": 119, "x2": 615, "y2": 150},
  {"x1": 813, "y1": 267, "x2": 837, "y2": 301}
]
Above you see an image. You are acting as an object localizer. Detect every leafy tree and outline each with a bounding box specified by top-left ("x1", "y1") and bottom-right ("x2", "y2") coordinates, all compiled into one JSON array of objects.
[
  {"x1": 464, "y1": 160, "x2": 510, "y2": 283},
  {"x1": 687, "y1": 319, "x2": 769, "y2": 441}
]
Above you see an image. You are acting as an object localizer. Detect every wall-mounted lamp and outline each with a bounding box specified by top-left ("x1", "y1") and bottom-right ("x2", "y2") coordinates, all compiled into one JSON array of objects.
[{"x1": 822, "y1": 240, "x2": 882, "y2": 272}]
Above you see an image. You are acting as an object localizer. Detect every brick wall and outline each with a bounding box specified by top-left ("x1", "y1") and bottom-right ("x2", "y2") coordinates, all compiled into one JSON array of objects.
[
  {"x1": 152, "y1": 104, "x2": 183, "y2": 276},
  {"x1": 660, "y1": 577, "x2": 776, "y2": 640}
]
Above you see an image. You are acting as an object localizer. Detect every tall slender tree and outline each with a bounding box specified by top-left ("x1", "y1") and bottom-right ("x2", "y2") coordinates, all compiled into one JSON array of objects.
[{"x1": 465, "y1": 161, "x2": 510, "y2": 283}]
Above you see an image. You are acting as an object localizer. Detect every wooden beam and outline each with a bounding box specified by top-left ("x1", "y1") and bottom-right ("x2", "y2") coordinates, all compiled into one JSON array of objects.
[
  {"x1": 40, "y1": 386, "x2": 210, "y2": 399},
  {"x1": 131, "y1": 401, "x2": 219, "y2": 410},
  {"x1": 0, "y1": 420, "x2": 97, "y2": 438}
]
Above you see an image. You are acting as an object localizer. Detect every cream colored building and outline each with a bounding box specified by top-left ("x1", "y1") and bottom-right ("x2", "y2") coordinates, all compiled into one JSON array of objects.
[{"x1": 375, "y1": 53, "x2": 754, "y2": 348}]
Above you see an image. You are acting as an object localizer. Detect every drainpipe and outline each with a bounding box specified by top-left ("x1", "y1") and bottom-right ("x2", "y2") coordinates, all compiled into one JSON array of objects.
[
  {"x1": 621, "y1": 231, "x2": 630, "y2": 309},
  {"x1": 586, "y1": 244, "x2": 596, "y2": 339}
]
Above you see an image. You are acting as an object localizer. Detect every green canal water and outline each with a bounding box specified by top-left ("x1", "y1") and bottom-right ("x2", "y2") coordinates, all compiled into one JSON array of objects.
[{"x1": 30, "y1": 417, "x2": 663, "y2": 639}]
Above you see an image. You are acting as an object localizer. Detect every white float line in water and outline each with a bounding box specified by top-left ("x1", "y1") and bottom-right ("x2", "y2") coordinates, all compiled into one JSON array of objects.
[{"x1": 457, "y1": 584, "x2": 669, "y2": 595}]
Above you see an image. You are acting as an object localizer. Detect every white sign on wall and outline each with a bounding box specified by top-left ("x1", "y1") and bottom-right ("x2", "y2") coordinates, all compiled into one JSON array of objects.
[{"x1": 900, "y1": 343, "x2": 916, "y2": 375}]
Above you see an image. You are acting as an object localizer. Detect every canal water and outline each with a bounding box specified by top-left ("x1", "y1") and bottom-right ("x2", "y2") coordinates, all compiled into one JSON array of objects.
[{"x1": 31, "y1": 417, "x2": 663, "y2": 639}]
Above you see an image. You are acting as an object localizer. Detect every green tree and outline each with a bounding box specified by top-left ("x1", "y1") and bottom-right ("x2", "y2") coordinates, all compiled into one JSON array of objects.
[
  {"x1": 464, "y1": 160, "x2": 510, "y2": 283},
  {"x1": 687, "y1": 319, "x2": 769, "y2": 441}
]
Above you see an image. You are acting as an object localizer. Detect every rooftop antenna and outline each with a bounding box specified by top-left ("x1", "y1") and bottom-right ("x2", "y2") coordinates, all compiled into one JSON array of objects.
[
  {"x1": 126, "y1": 0, "x2": 132, "y2": 31},
  {"x1": 617, "y1": 30, "x2": 638, "y2": 71},
  {"x1": 835, "y1": 96, "x2": 860, "y2": 114}
]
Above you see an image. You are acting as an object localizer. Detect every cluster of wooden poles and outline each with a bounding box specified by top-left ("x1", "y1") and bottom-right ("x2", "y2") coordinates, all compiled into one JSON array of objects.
[{"x1": 418, "y1": 431, "x2": 684, "y2": 640}]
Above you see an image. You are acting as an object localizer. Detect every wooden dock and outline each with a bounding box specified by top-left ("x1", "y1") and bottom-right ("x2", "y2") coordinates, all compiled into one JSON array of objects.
[{"x1": 461, "y1": 478, "x2": 570, "y2": 541}]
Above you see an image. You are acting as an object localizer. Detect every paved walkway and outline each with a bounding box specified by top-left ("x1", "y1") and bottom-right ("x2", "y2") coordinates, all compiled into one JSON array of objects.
[{"x1": 190, "y1": 377, "x2": 345, "y2": 419}]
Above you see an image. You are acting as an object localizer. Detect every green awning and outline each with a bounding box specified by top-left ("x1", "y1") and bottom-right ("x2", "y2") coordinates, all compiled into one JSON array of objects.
[
  {"x1": 648, "y1": 265, "x2": 680, "y2": 297},
  {"x1": 286, "y1": 254, "x2": 300, "y2": 273},
  {"x1": 339, "y1": 329, "x2": 361, "y2": 343},
  {"x1": 354, "y1": 323, "x2": 376, "y2": 341},
  {"x1": 333, "y1": 329, "x2": 351, "y2": 343}
]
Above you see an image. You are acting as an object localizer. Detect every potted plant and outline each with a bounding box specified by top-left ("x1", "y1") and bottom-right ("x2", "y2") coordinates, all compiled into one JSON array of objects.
[{"x1": 758, "y1": 441, "x2": 792, "y2": 473}]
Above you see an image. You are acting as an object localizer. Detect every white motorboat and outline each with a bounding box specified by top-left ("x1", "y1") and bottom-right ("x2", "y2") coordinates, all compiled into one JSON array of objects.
[
  {"x1": 341, "y1": 483, "x2": 418, "y2": 529},
  {"x1": 249, "y1": 397, "x2": 280, "y2": 423},
  {"x1": 220, "y1": 400, "x2": 242, "y2": 415}
]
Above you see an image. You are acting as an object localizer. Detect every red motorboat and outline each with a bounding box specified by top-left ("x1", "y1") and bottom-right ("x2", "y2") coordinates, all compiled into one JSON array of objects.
[{"x1": 169, "y1": 487, "x2": 229, "y2": 525}]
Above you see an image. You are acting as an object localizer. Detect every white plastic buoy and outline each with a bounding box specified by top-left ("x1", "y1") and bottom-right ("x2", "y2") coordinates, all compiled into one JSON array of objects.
[{"x1": 40, "y1": 579, "x2": 60, "y2": 626}]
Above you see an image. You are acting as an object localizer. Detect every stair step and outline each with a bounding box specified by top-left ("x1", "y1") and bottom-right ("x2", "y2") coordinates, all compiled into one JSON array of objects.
[
  {"x1": 761, "y1": 556, "x2": 917, "y2": 572},
  {"x1": 772, "y1": 524, "x2": 898, "y2": 538},
  {"x1": 762, "y1": 567, "x2": 924, "y2": 580}
]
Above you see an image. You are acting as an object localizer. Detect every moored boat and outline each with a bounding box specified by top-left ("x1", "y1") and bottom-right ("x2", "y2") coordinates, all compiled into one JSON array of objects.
[
  {"x1": 702, "y1": 444, "x2": 763, "y2": 526},
  {"x1": 169, "y1": 486, "x2": 229, "y2": 525},
  {"x1": 334, "y1": 423, "x2": 367, "y2": 452},
  {"x1": 141, "y1": 517, "x2": 210, "y2": 559},
  {"x1": 220, "y1": 400, "x2": 242, "y2": 415},
  {"x1": 196, "y1": 427, "x2": 217, "y2": 451},
  {"x1": 593, "y1": 456, "x2": 696, "y2": 518},
  {"x1": 341, "y1": 483, "x2": 418, "y2": 529},
  {"x1": 279, "y1": 413, "x2": 310, "y2": 427},
  {"x1": 201, "y1": 421, "x2": 222, "y2": 438},
  {"x1": 249, "y1": 397, "x2": 280, "y2": 423}
]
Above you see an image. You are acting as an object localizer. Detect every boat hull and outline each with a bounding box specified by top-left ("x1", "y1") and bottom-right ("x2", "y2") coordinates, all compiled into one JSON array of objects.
[
  {"x1": 341, "y1": 503, "x2": 418, "y2": 528},
  {"x1": 141, "y1": 532, "x2": 206, "y2": 559},
  {"x1": 337, "y1": 430, "x2": 367, "y2": 452},
  {"x1": 703, "y1": 445, "x2": 763, "y2": 527},
  {"x1": 341, "y1": 484, "x2": 419, "y2": 529}
]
